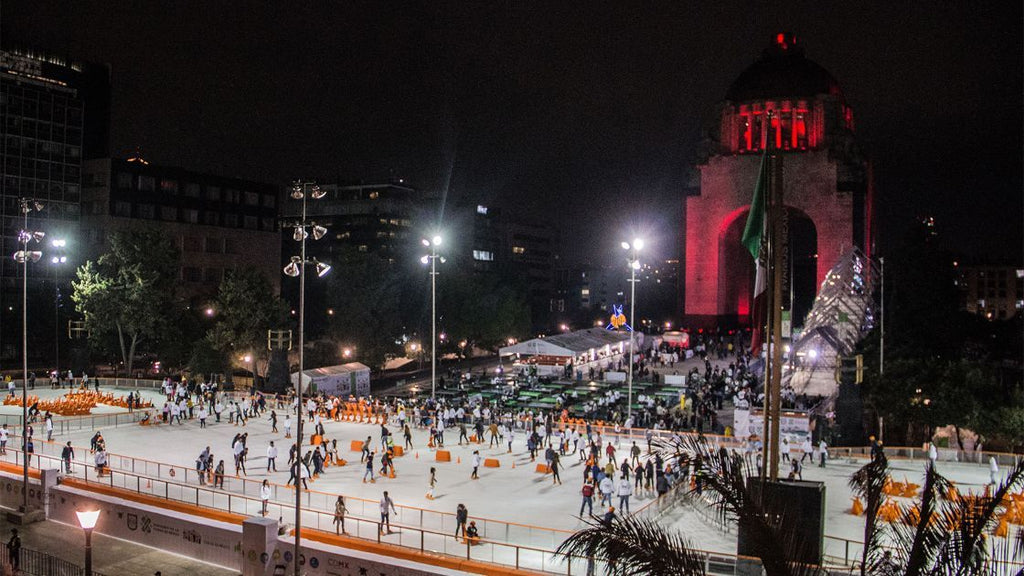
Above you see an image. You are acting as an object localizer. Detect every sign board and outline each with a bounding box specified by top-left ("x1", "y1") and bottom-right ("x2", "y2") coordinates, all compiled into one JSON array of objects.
[{"x1": 733, "y1": 408, "x2": 811, "y2": 444}]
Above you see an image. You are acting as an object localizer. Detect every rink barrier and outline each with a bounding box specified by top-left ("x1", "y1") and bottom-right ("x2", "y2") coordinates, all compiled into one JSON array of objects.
[{"x1": 0, "y1": 407, "x2": 155, "y2": 434}]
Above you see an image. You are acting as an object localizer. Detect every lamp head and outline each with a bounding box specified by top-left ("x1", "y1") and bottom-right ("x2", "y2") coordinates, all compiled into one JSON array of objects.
[
  {"x1": 76, "y1": 509, "x2": 100, "y2": 530},
  {"x1": 420, "y1": 255, "x2": 429, "y2": 265},
  {"x1": 283, "y1": 257, "x2": 301, "y2": 277},
  {"x1": 432, "y1": 235, "x2": 442, "y2": 247},
  {"x1": 292, "y1": 227, "x2": 308, "y2": 242},
  {"x1": 290, "y1": 183, "x2": 304, "y2": 200},
  {"x1": 633, "y1": 238, "x2": 644, "y2": 251},
  {"x1": 310, "y1": 184, "x2": 326, "y2": 199},
  {"x1": 620, "y1": 241, "x2": 631, "y2": 250},
  {"x1": 315, "y1": 261, "x2": 331, "y2": 278},
  {"x1": 312, "y1": 224, "x2": 328, "y2": 240},
  {"x1": 421, "y1": 238, "x2": 430, "y2": 247}
]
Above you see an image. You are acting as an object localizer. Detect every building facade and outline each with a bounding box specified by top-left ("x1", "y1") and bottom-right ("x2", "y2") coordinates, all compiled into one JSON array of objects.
[
  {"x1": 0, "y1": 48, "x2": 110, "y2": 362},
  {"x1": 957, "y1": 263, "x2": 1024, "y2": 320},
  {"x1": 82, "y1": 158, "x2": 282, "y2": 302},
  {"x1": 684, "y1": 33, "x2": 873, "y2": 328}
]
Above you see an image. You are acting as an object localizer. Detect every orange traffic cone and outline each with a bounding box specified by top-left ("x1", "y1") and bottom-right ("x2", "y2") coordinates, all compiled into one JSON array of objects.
[
  {"x1": 511, "y1": 461, "x2": 516, "y2": 469},
  {"x1": 457, "y1": 456, "x2": 461, "y2": 464},
  {"x1": 388, "y1": 469, "x2": 396, "y2": 479},
  {"x1": 415, "y1": 452, "x2": 419, "y2": 459}
]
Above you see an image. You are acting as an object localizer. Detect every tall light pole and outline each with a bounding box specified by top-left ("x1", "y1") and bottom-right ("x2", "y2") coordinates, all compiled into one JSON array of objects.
[
  {"x1": 878, "y1": 255, "x2": 885, "y2": 442},
  {"x1": 284, "y1": 181, "x2": 329, "y2": 576},
  {"x1": 13, "y1": 198, "x2": 44, "y2": 515},
  {"x1": 621, "y1": 238, "x2": 643, "y2": 422},
  {"x1": 51, "y1": 239, "x2": 67, "y2": 377},
  {"x1": 420, "y1": 236, "x2": 443, "y2": 400}
]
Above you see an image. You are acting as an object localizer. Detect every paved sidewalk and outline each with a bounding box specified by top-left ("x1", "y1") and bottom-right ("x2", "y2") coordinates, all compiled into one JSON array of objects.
[{"x1": 0, "y1": 509, "x2": 238, "y2": 576}]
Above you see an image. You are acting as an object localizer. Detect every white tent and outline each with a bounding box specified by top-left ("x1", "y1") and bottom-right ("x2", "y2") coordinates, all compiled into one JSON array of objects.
[
  {"x1": 290, "y1": 362, "x2": 371, "y2": 396},
  {"x1": 498, "y1": 328, "x2": 636, "y2": 375}
]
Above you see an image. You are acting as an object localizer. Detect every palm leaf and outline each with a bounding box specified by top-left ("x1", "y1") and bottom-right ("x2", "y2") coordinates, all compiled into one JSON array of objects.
[
  {"x1": 555, "y1": 514, "x2": 708, "y2": 576},
  {"x1": 849, "y1": 455, "x2": 890, "y2": 575}
]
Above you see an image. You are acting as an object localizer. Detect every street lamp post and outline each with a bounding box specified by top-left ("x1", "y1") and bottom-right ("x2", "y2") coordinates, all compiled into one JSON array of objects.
[
  {"x1": 420, "y1": 236, "x2": 443, "y2": 400},
  {"x1": 284, "y1": 181, "x2": 329, "y2": 576},
  {"x1": 13, "y1": 198, "x2": 44, "y2": 515},
  {"x1": 75, "y1": 509, "x2": 99, "y2": 576},
  {"x1": 620, "y1": 238, "x2": 643, "y2": 423}
]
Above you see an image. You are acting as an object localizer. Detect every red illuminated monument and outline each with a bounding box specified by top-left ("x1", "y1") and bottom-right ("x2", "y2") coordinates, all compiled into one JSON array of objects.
[{"x1": 684, "y1": 33, "x2": 873, "y2": 328}]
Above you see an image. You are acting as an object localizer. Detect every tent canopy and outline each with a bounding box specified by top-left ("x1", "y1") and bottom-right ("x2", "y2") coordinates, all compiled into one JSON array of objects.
[
  {"x1": 499, "y1": 328, "x2": 633, "y2": 358},
  {"x1": 290, "y1": 362, "x2": 371, "y2": 396}
]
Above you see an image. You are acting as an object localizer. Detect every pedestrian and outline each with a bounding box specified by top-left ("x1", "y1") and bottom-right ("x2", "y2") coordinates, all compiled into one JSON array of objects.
[
  {"x1": 404, "y1": 424, "x2": 413, "y2": 449},
  {"x1": 198, "y1": 404, "x2": 208, "y2": 428},
  {"x1": 361, "y1": 436, "x2": 372, "y2": 463},
  {"x1": 927, "y1": 442, "x2": 938, "y2": 469},
  {"x1": 617, "y1": 474, "x2": 632, "y2": 513},
  {"x1": 630, "y1": 441, "x2": 641, "y2": 467},
  {"x1": 283, "y1": 414, "x2": 291, "y2": 438},
  {"x1": 427, "y1": 467, "x2": 437, "y2": 500},
  {"x1": 818, "y1": 439, "x2": 828, "y2": 468},
  {"x1": 270, "y1": 410, "x2": 278, "y2": 433},
  {"x1": 267, "y1": 441, "x2": 278, "y2": 472},
  {"x1": 379, "y1": 491, "x2": 397, "y2": 534},
  {"x1": 601, "y1": 506, "x2": 616, "y2": 527},
  {"x1": 551, "y1": 452, "x2": 562, "y2": 485},
  {"x1": 471, "y1": 450, "x2": 481, "y2": 480},
  {"x1": 333, "y1": 496, "x2": 347, "y2": 534},
  {"x1": 260, "y1": 479, "x2": 272, "y2": 516},
  {"x1": 45, "y1": 413, "x2": 53, "y2": 442},
  {"x1": 455, "y1": 503, "x2": 468, "y2": 540},
  {"x1": 507, "y1": 425, "x2": 515, "y2": 453},
  {"x1": 990, "y1": 456, "x2": 999, "y2": 485},
  {"x1": 0, "y1": 423, "x2": 8, "y2": 455},
  {"x1": 800, "y1": 438, "x2": 813, "y2": 463},
  {"x1": 6, "y1": 528, "x2": 20, "y2": 571},
  {"x1": 579, "y1": 479, "x2": 595, "y2": 516}
]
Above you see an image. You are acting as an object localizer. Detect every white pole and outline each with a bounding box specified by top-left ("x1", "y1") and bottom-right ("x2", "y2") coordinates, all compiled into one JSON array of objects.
[
  {"x1": 627, "y1": 253, "x2": 636, "y2": 422},
  {"x1": 431, "y1": 247, "x2": 437, "y2": 400},
  {"x1": 294, "y1": 186, "x2": 307, "y2": 576},
  {"x1": 879, "y1": 256, "x2": 885, "y2": 443}
]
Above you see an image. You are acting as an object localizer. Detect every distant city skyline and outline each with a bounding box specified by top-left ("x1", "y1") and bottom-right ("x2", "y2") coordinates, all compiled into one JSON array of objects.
[{"x1": 4, "y1": 2, "x2": 1020, "y2": 266}]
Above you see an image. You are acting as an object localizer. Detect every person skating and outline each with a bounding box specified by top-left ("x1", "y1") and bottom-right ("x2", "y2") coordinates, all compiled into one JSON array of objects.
[
  {"x1": 61, "y1": 441, "x2": 74, "y2": 474},
  {"x1": 427, "y1": 467, "x2": 437, "y2": 500},
  {"x1": 465, "y1": 521, "x2": 480, "y2": 545},
  {"x1": 403, "y1": 424, "x2": 413, "y2": 450},
  {"x1": 488, "y1": 422, "x2": 499, "y2": 448},
  {"x1": 333, "y1": 495, "x2": 347, "y2": 534},
  {"x1": 270, "y1": 410, "x2": 278, "y2": 433},
  {"x1": 630, "y1": 441, "x2": 641, "y2": 467},
  {"x1": 458, "y1": 422, "x2": 469, "y2": 445},
  {"x1": 579, "y1": 479, "x2": 595, "y2": 516},
  {"x1": 818, "y1": 439, "x2": 829, "y2": 468},
  {"x1": 617, "y1": 474, "x2": 632, "y2": 513},
  {"x1": 361, "y1": 436, "x2": 372, "y2": 463},
  {"x1": 379, "y1": 491, "x2": 397, "y2": 534},
  {"x1": 633, "y1": 460, "x2": 644, "y2": 492},
  {"x1": 455, "y1": 503, "x2": 468, "y2": 540},
  {"x1": 471, "y1": 450, "x2": 481, "y2": 480},
  {"x1": 260, "y1": 479, "x2": 272, "y2": 516},
  {"x1": 990, "y1": 456, "x2": 1000, "y2": 485},
  {"x1": 267, "y1": 441, "x2": 278, "y2": 472},
  {"x1": 599, "y1": 475, "x2": 614, "y2": 508},
  {"x1": 551, "y1": 451, "x2": 562, "y2": 485},
  {"x1": 800, "y1": 438, "x2": 813, "y2": 463},
  {"x1": 283, "y1": 414, "x2": 292, "y2": 438},
  {"x1": 363, "y1": 451, "x2": 376, "y2": 483},
  {"x1": 214, "y1": 460, "x2": 225, "y2": 488},
  {"x1": 601, "y1": 506, "x2": 616, "y2": 527}
]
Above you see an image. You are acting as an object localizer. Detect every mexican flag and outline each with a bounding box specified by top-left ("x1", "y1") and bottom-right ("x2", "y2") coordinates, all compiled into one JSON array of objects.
[{"x1": 742, "y1": 150, "x2": 770, "y2": 356}]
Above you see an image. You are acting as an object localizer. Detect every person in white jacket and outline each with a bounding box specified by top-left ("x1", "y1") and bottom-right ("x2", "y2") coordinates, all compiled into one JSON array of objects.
[
  {"x1": 260, "y1": 479, "x2": 272, "y2": 516},
  {"x1": 266, "y1": 441, "x2": 278, "y2": 472},
  {"x1": 599, "y1": 475, "x2": 614, "y2": 507},
  {"x1": 989, "y1": 456, "x2": 999, "y2": 485},
  {"x1": 617, "y1": 475, "x2": 633, "y2": 513}
]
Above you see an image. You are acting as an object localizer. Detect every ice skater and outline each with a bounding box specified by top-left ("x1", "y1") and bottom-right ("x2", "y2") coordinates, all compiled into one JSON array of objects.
[
  {"x1": 267, "y1": 441, "x2": 278, "y2": 472},
  {"x1": 427, "y1": 467, "x2": 437, "y2": 500},
  {"x1": 379, "y1": 491, "x2": 397, "y2": 534},
  {"x1": 471, "y1": 450, "x2": 481, "y2": 480},
  {"x1": 333, "y1": 496, "x2": 347, "y2": 534}
]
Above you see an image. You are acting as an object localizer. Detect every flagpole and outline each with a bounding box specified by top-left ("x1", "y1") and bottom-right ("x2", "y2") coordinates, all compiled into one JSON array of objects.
[{"x1": 769, "y1": 151, "x2": 785, "y2": 481}]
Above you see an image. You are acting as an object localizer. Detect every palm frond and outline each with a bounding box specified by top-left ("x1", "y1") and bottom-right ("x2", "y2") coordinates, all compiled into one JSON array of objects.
[
  {"x1": 555, "y1": 514, "x2": 708, "y2": 576},
  {"x1": 849, "y1": 455, "x2": 890, "y2": 575}
]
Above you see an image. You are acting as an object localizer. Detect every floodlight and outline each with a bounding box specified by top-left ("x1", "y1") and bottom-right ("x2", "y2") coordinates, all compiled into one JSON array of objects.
[
  {"x1": 432, "y1": 235, "x2": 442, "y2": 246},
  {"x1": 315, "y1": 261, "x2": 331, "y2": 277},
  {"x1": 51, "y1": 239, "x2": 66, "y2": 248},
  {"x1": 631, "y1": 260, "x2": 641, "y2": 270},
  {"x1": 310, "y1": 185, "x2": 326, "y2": 199},
  {"x1": 292, "y1": 227, "x2": 307, "y2": 242},
  {"x1": 283, "y1": 257, "x2": 301, "y2": 277},
  {"x1": 290, "y1": 183, "x2": 304, "y2": 199},
  {"x1": 633, "y1": 238, "x2": 644, "y2": 250},
  {"x1": 12, "y1": 250, "x2": 42, "y2": 263},
  {"x1": 420, "y1": 255, "x2": 429, "y2": 265},
  {"x1": 421, "y1": 239, "x2": 430, "y2": 247},
  {"x1": 621, "y1": 242, "x2": 631, "y2": 250},
  {"x1": 312, "y1": 225, "x2": 327, "y2": 240}
]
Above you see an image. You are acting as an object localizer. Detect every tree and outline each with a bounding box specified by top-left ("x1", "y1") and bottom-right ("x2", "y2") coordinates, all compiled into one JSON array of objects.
[
  {"x1": 71, "y1": 230, "x2": 179, "y2": 377},
  {"x1": 323, "y1": 250, "x2": 405, "y2": 371},
  {"x1": 438, "y1": 271, "x2": 531, "y2": 351},
  {"x1": 204, "y1": 268, "x2": 288, "y2": 384}
]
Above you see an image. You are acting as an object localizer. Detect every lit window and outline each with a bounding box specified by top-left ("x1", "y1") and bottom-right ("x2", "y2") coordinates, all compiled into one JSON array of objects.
[
  {"x1": 368, "y1": 191, "x2": 379, "y2": 199},
  {"x1": 477, "y1": 205, "x2": 488, "y2": 215},
  {"x1": 473, "y1": 250, "x2": 494, "y2": 261},
  {"x1": 581, "y1": 288, "x2": 590, "y2": 296},
  {"x1": 512, "y1": 246, "x2": 525, "y2": 254}
]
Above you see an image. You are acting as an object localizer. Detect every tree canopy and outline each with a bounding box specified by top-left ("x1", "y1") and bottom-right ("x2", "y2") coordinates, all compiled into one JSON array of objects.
[{"x1": 71, "y1": 229, "x2": 180, "y2": 377}]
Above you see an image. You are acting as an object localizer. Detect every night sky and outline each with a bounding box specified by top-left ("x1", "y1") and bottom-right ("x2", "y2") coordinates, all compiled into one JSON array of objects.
[{"x1": 5, "y1": 2, "x2": 1021, "y2": 265}]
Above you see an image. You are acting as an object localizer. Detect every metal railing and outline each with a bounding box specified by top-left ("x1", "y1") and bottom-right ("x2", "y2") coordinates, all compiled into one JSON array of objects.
[
  {"x1": 0, "y1": 409, "x2": 155, "y2": 435},
  {"x1": 6, "y1": 547, "x2": 109, "y2": 576}
]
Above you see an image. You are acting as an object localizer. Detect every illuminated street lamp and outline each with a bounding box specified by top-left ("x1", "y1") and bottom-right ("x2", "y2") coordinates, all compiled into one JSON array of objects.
[
  {"x1": 50, "y1": 238, "x2": 68, "y2": 376},
  {"x1": 75, "y1": 508, "x2": 100, "y2": 576},
  {"x1": 283, "y1": 180, "x2": 329, "y2": 576},
  {"x1": 621, "y1": 238, "x2": 643, "y2": 421},
  {"x1": 421, "y1": 235, "x2": 444, "y2": 400}
]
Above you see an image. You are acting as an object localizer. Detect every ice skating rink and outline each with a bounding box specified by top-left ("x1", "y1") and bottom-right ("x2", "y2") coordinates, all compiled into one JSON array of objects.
[{"x1": 3, "y1": 387, "x2": 1015, "y2": 570}]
